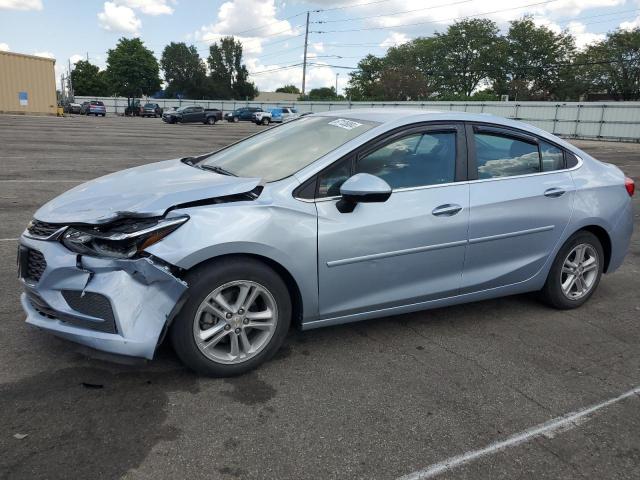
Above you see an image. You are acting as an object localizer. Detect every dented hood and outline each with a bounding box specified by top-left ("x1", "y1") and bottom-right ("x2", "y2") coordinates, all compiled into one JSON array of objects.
[{"x1": 35, "y1": 159, "x2": 261, "y2": 224}]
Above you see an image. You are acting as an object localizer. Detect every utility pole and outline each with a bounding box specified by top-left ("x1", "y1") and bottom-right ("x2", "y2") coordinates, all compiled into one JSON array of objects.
[
  {"x1": 335, "y1": 73, "x2": 339, "y2": 97},
  {"x1": 301, "y1": 11, "x2": 310, "y2": 98},
  {"x1": 68, "y1": 59, "x2": 74, "y2": 100}
]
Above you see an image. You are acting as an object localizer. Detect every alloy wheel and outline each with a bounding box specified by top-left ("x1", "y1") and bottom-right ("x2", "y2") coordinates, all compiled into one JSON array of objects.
[
  {"x1": 193, "y1": 280, "x2": 278, "y2": 364},
  {"x1": 560, "y1": 243, "x2": 599, "y2": 300}
]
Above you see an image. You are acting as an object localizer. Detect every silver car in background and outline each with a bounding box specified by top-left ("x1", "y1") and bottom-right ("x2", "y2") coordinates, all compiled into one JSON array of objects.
[{"x1": 18, "y1": 110, "x2": 635, "y2": 376}]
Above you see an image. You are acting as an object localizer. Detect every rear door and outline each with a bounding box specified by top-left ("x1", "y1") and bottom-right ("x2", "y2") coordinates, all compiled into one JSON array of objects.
[
  {"x1": 315, "y1": 123, "x2": 470, "y2": 318},
  {"x1": 462, "y1": 124, "x2": 575, "y2": 292}
]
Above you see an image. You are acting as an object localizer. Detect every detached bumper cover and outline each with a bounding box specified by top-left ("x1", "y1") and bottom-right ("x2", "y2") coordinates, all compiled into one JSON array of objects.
[{"x1": 19, "y1": 235, "x2": 187, "y2": 359}]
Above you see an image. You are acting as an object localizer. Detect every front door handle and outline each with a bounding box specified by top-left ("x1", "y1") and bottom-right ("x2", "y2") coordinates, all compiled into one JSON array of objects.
[
  {"x1": 544, "y1": 187, "x2": 566, "y2": 198},
  {"x1": 432, "y1": 204, "x2": 463, "y2": 217}
]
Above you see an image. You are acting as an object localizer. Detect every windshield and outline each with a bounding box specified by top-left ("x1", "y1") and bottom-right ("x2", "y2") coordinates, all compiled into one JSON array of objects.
[
  {"x1": 144, "y1": 103, "x2": 155, "y2": 108},
  {"x1": 177, "y1": 106, "x2": 188, "y2": 112},
  {"x1": 197, "y1": 116, "x2": 379, "y2": 181}
]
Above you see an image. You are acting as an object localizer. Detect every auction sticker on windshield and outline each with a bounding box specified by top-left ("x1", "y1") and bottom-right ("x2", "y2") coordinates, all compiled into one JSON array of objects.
[{"x1": 328, "y1": 118, "x2": 363, "y2": 130}]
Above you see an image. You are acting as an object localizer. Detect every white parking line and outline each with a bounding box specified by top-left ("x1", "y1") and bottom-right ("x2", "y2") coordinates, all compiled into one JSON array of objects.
[
  {"x1": 398, "y1": 386, "x2": 640, "y2": 480},
  {"x1": 0, "y1": 238, "x2": 19, "y2": 242}
]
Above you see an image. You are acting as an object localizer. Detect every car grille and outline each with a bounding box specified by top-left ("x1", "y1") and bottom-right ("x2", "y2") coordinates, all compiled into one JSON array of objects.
[
  {"x1": 25, "y1": 249, "x2": 47, "y2": 283},
  {"x1": 61, "y1": 290, "x2": 117, "y2": 333},
  {"x1": 27, "y1": 219, "x2": 63, "y2": 238},
  {"x1": 26, "y1": 290, "x2": 117, "y2": 334}
]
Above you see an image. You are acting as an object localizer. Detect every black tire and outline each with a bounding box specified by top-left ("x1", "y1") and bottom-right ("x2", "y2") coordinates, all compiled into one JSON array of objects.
[
  {"x1": 171, "y1": 257, "x2": 292, "y2": 377},
  {"x1": 233, "y1": 116, "x2": 239, "y2": 123},
  {"x1": 206, "y1": 117, "x2": 216, "y2": 125},
  {"x1": 102, "y1": 114, "x2": 106, "y2": 117},
  {"x1": 261, "y1": 117, "x2": 270, "y2": 126},
  {"x1": 540, "y1": 231, "x2": 604, "y2": 309}
]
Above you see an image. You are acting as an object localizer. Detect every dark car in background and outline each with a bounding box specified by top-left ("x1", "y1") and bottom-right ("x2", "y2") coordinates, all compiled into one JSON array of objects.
[
  {"x1": 63, "y1": 102, "x2": 82, "y2": 114},
  {"x1": 162, "y1": 106, "x2": 222, "y2": 125},
  {"x1": 80, "y1": 101, "x2": 106, "y2": 116},
  {"x1": 225, "y1": 107, "x2": 263, "y2": 122},
  {"x1": 141, "y1": 103, "x2": 163, "y2": 118}
]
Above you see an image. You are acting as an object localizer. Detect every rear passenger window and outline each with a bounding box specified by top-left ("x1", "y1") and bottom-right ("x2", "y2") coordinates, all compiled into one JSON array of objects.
[
  {"x1": 474, "y1": 133, "x2": 540, "y2": 179},
  {"x1": 540, "y1": 141, "x2": 564, "y2": 171}
]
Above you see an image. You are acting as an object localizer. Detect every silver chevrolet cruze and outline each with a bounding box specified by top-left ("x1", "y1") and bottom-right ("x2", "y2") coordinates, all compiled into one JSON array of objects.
[{"x1": 18, "y1": 110, "x2": 635, "y2": 376}]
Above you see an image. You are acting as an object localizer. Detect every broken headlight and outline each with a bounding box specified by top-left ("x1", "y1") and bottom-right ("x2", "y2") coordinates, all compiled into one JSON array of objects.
[{"x1": 61, "y1": 216, "x2": 188, "y2": 259}]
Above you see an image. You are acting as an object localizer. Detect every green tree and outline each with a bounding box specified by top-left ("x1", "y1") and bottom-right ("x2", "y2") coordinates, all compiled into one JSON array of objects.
[
  {"x1": 105, "y1": 38, "x2": 161, "y2": 98},
  {"x1": 344, "y1": 54, "x2": 386, "y2": 100},
  {"x1": 304, "y1": 87, "x2": 339, "y2": 100},
  {"x1": 499, "y1": 17, "x2": 576, "y2": 100},
  {"x1": 431, "y1": 19, "x2": 503, "y2": 97},
  {"x1": 70, "y1": 60, "x2": 109, "y2": 96},
  {"x1": 207, "y1": 36, "x2": 258, "y2": 100},
  {"x1": 578, "y1": 28, "x2": 640, "y2": 100},
  {"x1": 275, "y1": 84, "x2": 300, "y2": 94},
  {"x1": 160, "y1": 42, "x2": 207, "y2": 99}
]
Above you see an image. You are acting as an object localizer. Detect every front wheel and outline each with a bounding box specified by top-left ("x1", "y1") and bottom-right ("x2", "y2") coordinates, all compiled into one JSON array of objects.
[
  {"x1": 233, "y1": 116, "x2": 239, "y2": 123},
  {"x1": 261, "y1": 117, "x2": 270, "y2": 125},
  {"x1": 171, "y1": 258, "x2": 292, "y2": 377},
  {"x1": 540, "y1": 231, "x2": 604, "y2": 309},
  {"x1": 206, "y1": 117, "x2": 216, "y2": 125}
]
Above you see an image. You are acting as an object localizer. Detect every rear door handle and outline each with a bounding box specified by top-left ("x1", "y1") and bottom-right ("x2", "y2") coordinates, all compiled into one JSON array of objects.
[
  {"x1": 544, "y1": 187, "x2": 566, "y2": 198},
  {"x1": 432, "y1": 204, "x2": 463, "y2": 217}
]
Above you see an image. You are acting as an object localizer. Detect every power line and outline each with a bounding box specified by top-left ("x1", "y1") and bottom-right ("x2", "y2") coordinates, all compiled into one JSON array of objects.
[
  {"x1": 312, "y1": 0, "x2": 397, "y2": 13},
  {"x1": 313, "y1": 0, "x2": 562, "y2": 33},
  {"x1": 313, "y1": 0, "x2": 477, "y2": 24}
]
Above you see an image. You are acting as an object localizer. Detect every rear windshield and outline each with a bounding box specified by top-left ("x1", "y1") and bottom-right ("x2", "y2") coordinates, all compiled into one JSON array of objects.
[
  {"x1": 144, "y1": 103, "x2": 156, "y2": 108},
  {"x1": 90, "y1": 101, "x2": 104, "y2": 106},
  {"x1": 198, "y1": 116, "x2": 379, "y2": 181}
]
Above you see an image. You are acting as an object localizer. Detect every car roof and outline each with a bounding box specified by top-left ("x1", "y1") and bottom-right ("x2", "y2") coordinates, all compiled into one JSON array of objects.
[{"x1": 311, "y1": 108, "x2": 579, "y2": 154}]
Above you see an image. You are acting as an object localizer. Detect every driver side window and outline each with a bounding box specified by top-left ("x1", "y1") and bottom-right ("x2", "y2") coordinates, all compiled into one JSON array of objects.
[{"x1": 356, "y1": 132, "x2": 456, "y2": 189}]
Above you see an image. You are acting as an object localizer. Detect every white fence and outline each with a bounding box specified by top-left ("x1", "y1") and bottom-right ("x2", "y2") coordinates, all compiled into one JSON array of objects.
[{"x1": 76, "y1": 96, "x2": 640, "y2": 142}]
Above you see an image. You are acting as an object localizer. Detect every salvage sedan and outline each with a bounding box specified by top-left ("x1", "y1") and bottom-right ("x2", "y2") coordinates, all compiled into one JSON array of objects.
[{"x1": 18, "y1": 110, "x2": 635, "y2": 376}]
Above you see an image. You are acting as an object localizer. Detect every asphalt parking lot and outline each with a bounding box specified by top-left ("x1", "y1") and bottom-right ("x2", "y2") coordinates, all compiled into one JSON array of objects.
[{"x1": 0, "y1": 114, "x2": 639, "y2": 480}]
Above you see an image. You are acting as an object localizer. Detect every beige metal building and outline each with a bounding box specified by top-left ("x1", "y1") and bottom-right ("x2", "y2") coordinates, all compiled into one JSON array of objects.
[{"x1": 0, "y1": 51, "x2": 57, "y2": 115}]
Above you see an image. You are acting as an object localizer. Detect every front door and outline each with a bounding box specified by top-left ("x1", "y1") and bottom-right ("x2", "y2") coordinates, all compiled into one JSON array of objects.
[
  {"x1": 462, "y1": 125, "x2": 575, "y2": 292},
  {"x1": 316, "y1": 124, "x2": 469, "y2": 319}
]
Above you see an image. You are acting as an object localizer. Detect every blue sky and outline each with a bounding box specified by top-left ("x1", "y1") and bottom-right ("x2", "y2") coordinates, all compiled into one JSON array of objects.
[{"x1": 1, "y1": 0, "x2": 639, "y2": 94}]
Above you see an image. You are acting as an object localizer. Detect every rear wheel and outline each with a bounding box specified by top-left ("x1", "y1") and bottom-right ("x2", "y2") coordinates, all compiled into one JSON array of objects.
[
  {"x1": 206, "y1": 117, "x2": 216, "y2": 125},
  {"x1": 171, "y1": 258, "x2": 291, "y2": 377},
  {"x1": 541, "y1": 231, "x2": 603, "y2": 309}
]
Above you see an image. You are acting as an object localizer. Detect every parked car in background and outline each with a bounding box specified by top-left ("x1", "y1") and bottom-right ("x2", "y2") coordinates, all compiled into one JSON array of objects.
[
  {"x1": 141, "y1": 103, "x2": 163, "y2": 118},
  {"x1": 253, "y1": 107, "x2": 299, "y2": 125},
  {"x1": 225, "y1": 107, "x2": 262, "y2": 122},
  {"x1": 162, "y1": 106, "x2": 222, "y2": 125},
  {"x1": 80, "y1": 101, "x2": 106, "y2": 116},
  {"x1": 18, "y1": 110, "x2": 635, "y2": 376},
  {"x1": 63, "y1": 102, "x2": 82, "y2": 114}
]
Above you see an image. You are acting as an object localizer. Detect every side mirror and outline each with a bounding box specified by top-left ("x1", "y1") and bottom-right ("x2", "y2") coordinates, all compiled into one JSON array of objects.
[{"x1": 337, "y1": 173, "x2": 392, "y2": 213}]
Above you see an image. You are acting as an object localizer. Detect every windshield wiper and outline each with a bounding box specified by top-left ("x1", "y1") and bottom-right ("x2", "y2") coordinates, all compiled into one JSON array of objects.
[{"x1": 199, "y1": 164, "x2": 237, "y2": 176}]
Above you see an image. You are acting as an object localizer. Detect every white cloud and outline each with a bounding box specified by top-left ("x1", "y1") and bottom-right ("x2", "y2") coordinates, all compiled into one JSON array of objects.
[
  {"x1": 380, "y1": 32, "x2": 410, "y2": 48},
  {"x1": 114, "y1": 0, "x2": 174, "y2": 16},
  {"x1": 70, "y1": 54, "x2": 85, "y2": 64},
  {"x1": 98, "y1": 1, "x2": 142, "y2": 34},
  {"x1": 0, "y1": 42, "x2": 9, "y2": 51},
  {"x1": 0, "y1": 0, "x2": 42, "y2": 10},
  {"x1": 620, "y1": 16, "x2": 640, "y2": 31},
  {"x1": 33, "y1": 51, "x2": 55, "y2": 59},
  {"x1": 194, "y1": 0, "x2": 296, "y2": 56},
  {"x1": 566, "y1": 21, "x2": 605, "y2": 49},
  {"x1": 312, "y1": 42, "x2": 324, "y2": 53}
]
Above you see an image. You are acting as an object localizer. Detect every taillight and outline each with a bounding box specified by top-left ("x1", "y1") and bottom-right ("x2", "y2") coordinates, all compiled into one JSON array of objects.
[{"x1": 625, "y1": 177, "x2": 635, "y2": 197}]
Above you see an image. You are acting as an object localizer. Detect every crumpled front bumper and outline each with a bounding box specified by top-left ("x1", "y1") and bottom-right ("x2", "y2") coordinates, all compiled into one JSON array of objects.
[{"x1": 19, "y1": 234, "x2": 187, "y2": 360}]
